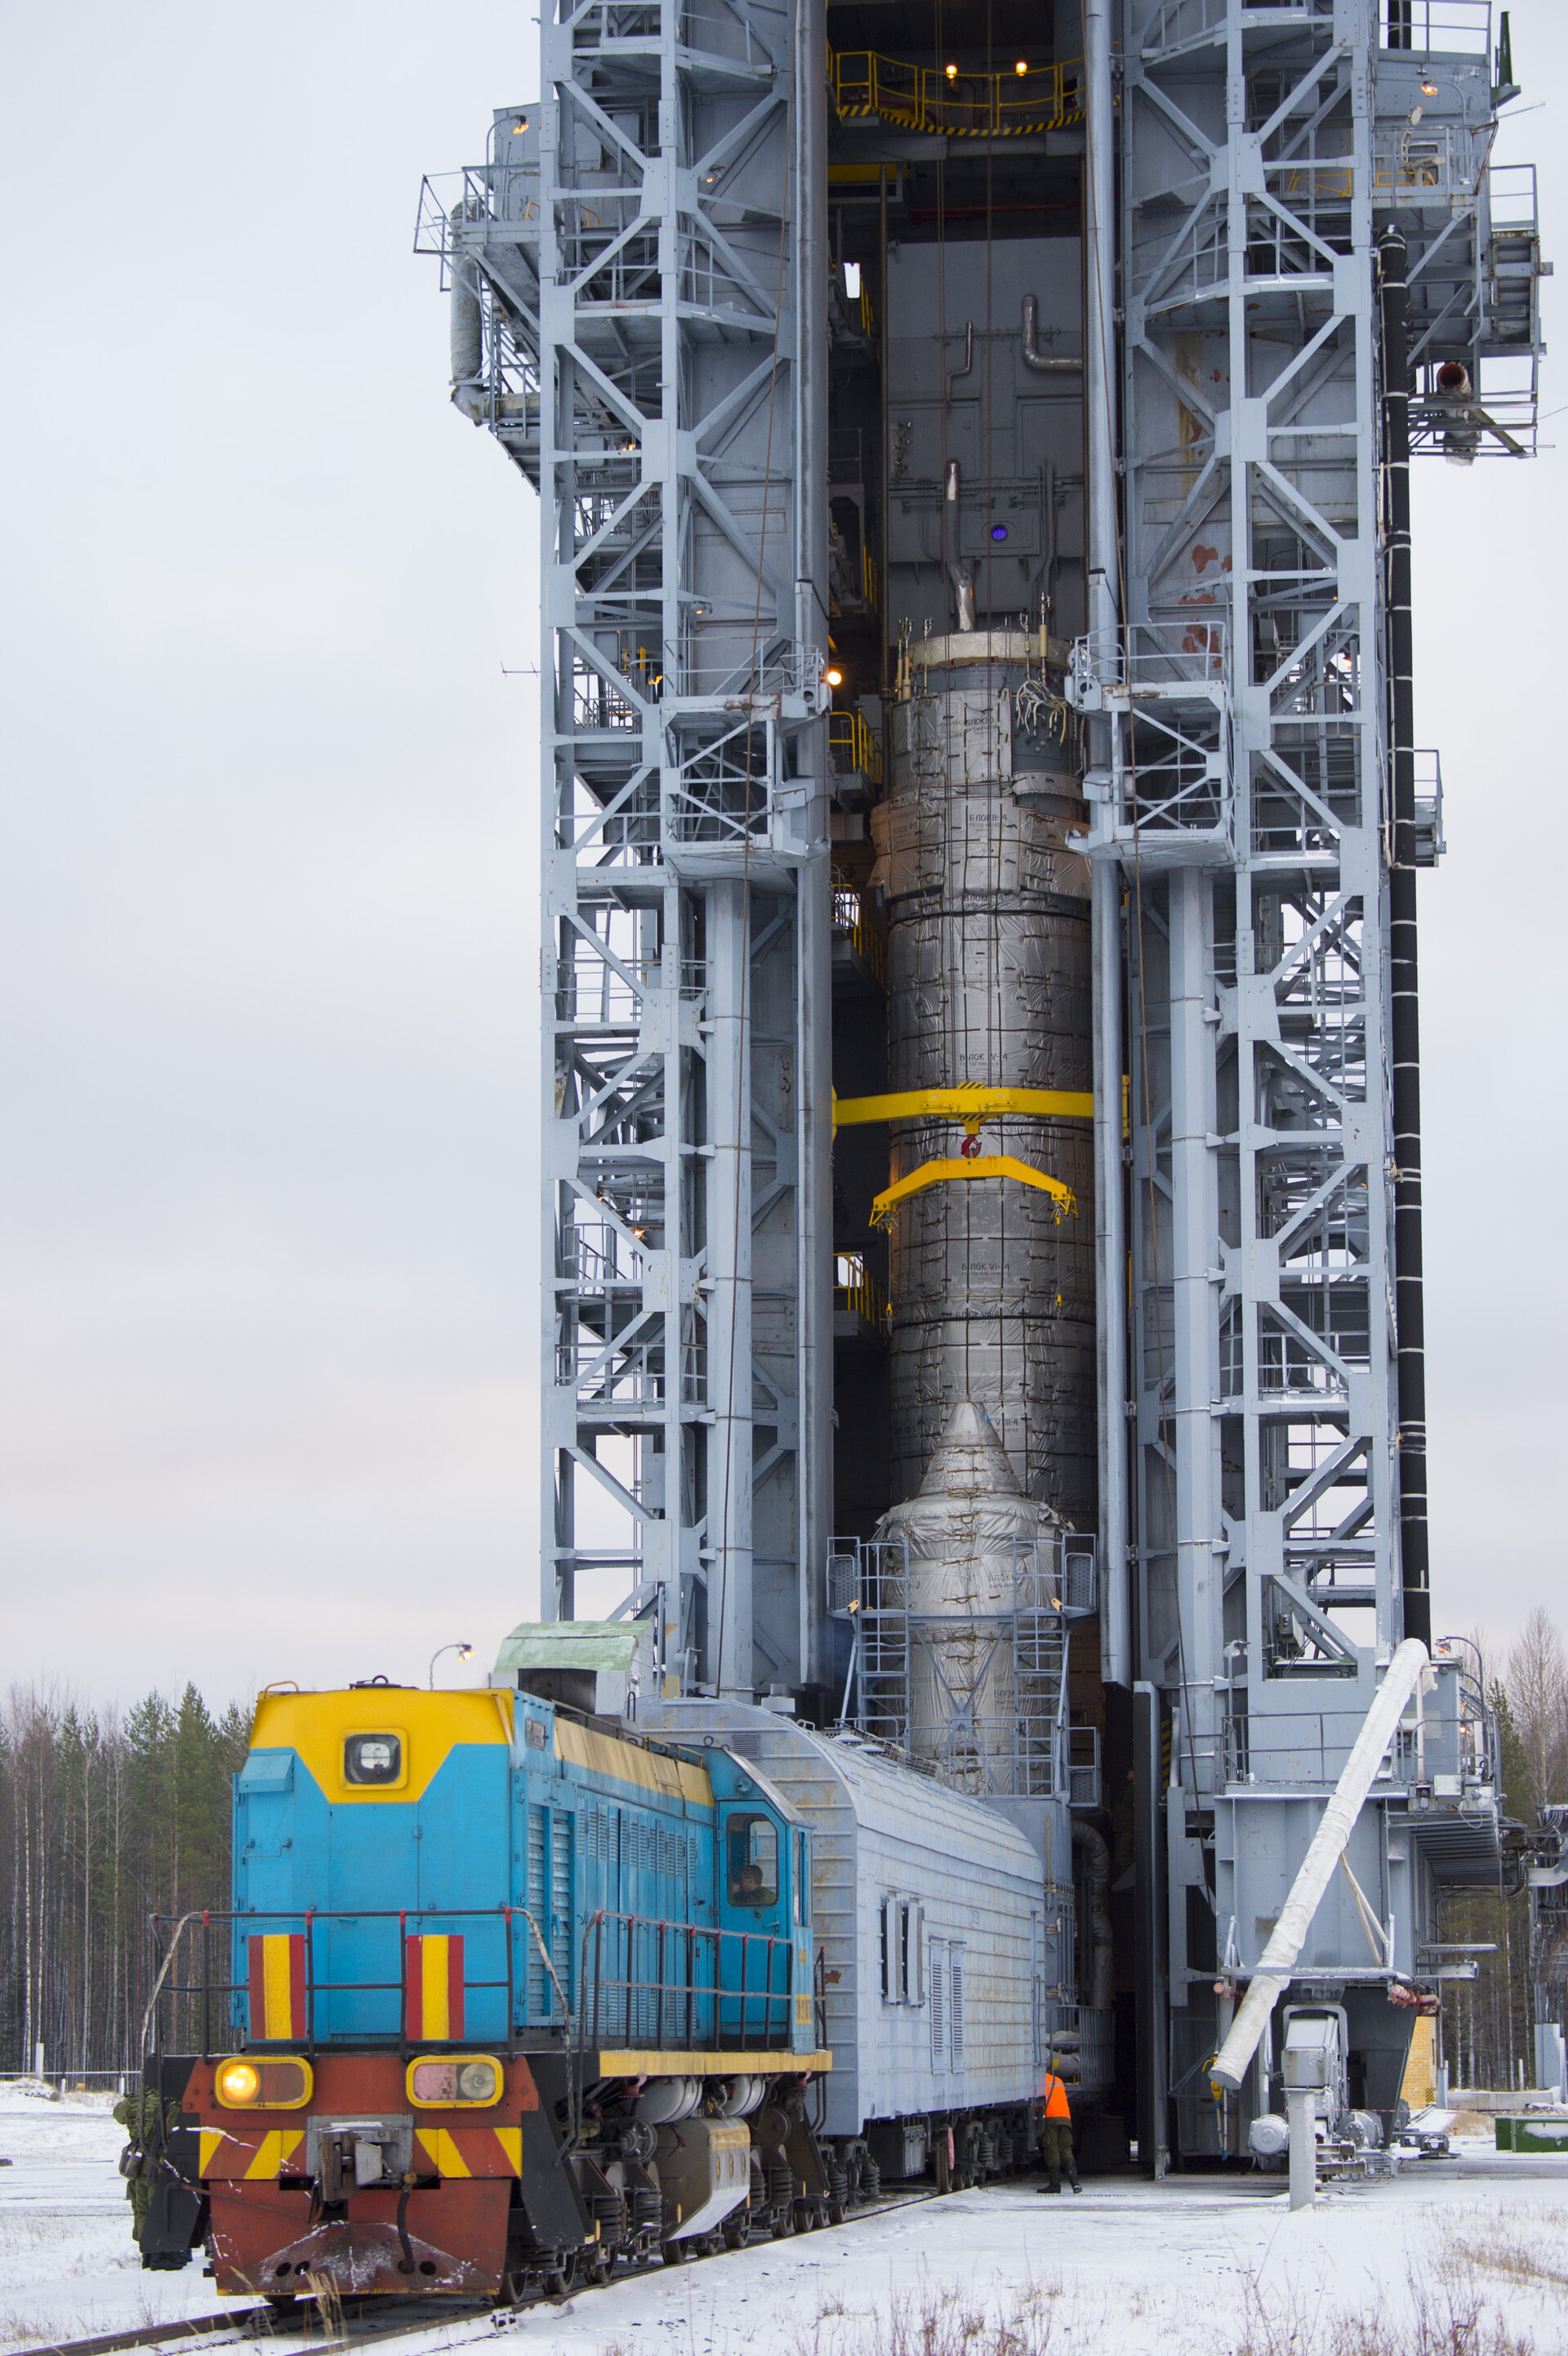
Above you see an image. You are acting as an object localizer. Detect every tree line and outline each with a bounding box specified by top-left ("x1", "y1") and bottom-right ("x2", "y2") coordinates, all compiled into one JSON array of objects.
[
  {"x1": 0, "y1": 1684, "x2": 250, "y2": 2075},
  {"x1": 1436, "y1": 1608, "x2": 1568, "y2": 2095}
]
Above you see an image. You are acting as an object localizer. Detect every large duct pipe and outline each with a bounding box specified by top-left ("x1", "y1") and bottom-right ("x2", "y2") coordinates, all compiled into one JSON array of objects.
[
  {"x1": 450, "y1": 209, "x2": 484, "y2": 418},
  {"x1": 1210, "y1": 1640, "x2": 1429, "y2": 2091},
  {"x1": 1072, "y1": 1818, "x2": 1114, "y2": 2011}
]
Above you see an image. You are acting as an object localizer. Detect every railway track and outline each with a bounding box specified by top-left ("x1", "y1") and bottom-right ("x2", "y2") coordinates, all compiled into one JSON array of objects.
[{"x1": 29, "y1": 2188, "x2": 947, "y2": 2356}]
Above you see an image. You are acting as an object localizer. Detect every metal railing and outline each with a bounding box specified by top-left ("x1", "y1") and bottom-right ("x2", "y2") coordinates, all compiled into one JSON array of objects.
[
  {"x1": 580, "y1": 1910, "x2": 796, "y2": 2050},
  {"x1": 146, "y1": 1908, "x2": 539, "y2": 2063},
  {"x1": 150, "y1": 1903, "x2": 801, "y2": 2066},
  {"x1": 829, "y1": 710, "x2": 883, "y2": 788},
  {"x1": 835, "y1": 1250, "x2": 891, "y2": 1336},
  {"x1": 830, "y1": 50, "x2": 1085, "y2": 138},
  {"x1": 1380, "y1": 1, "x2": 1490, "y2": 56},
  {"x1": 831, "y1": 886, "x2": 887, "y2": 988},
  {"x1": 1222, "y1": 1711, "x2": 1419, "y2": 1790}
]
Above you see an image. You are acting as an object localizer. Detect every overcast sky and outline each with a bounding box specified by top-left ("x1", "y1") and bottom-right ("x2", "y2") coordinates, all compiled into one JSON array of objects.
[{"x1": 0, "y1": 5, "x2": 1561, "y2": 1716}]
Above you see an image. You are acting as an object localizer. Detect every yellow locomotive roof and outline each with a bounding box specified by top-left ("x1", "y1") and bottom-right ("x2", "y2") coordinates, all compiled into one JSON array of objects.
[
  {"x1": 248, "y1": 1687, "x2": 514, "y2": 1805},
  {"x1": 246, "y1": 1686, "x2": 713, "y2": 1810}
]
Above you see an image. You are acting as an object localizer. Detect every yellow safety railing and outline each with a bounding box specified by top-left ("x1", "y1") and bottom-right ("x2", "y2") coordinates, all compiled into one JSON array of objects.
[
  {"x1": 831, "y1": 887, "x2": 887, "y2": 988},
  {"x1": 829, "y1": 710, "x2": 884, "y2": 789},
  {"x1": 830, "y1": 51, "x2": 1085, "y2": 139},
  {"x1": 835, "y1": 1251, "x2": 892, "y2": 1336}
]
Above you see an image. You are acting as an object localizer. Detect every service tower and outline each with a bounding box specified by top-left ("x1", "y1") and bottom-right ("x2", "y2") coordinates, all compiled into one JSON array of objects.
[{"x1": 421, "y1": 0, "x2": 1546, "y2": 2166}]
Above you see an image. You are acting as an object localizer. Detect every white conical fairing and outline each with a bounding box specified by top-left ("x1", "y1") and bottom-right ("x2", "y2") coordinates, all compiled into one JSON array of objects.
[{"x1": 873, "y1": 1399, "x2": 1062, "y2": 1787}]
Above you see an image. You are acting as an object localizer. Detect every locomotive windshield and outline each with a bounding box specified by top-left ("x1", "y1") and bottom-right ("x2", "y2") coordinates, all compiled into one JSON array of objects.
[{"x1": 725, "y1": 1813, "x2": 777, "y2": 1906}]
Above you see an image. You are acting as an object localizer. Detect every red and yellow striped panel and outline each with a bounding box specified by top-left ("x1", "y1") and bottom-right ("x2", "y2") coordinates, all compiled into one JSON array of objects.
[
  {"x1": 247, "y1": 1934, "x2": 307, "y2": 2041},
  {"x1": 405, "y1": 1934, "x2": 465, "y2": 2040},
  {"x1": 413, "y1": 2126, "x2": 523, "y2": 2178},
  {"x1": 200, "y1": 2126, "x2": 305, "y2": 2180}
]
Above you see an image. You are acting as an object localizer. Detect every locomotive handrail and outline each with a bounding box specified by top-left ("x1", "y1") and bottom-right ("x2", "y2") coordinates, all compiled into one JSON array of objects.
[
  {"x1": 148, "y1": 1904, "x2": 559, "y2": 2063},
  {"x1": 579, "y1": 1908, "x2": 796, "y2": 2051},
  {"x1": 149, "y1": 1903, "x2": 798, "y2": 2062}
]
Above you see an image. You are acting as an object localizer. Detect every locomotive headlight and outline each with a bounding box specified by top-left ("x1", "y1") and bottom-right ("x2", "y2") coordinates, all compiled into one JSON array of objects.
[
  {"x1": 407, "y1": 2055, "x2": 503, "y2": 2108},
  {"x1": 215, "y1": 2057, "x2": 312, "y2": 2108},
  {"x1": 217, "y1": 2061, "x2": 260, "y2": 2106}
]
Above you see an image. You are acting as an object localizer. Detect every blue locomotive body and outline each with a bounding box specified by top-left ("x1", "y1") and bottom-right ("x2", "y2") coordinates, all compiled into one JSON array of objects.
[
  {"x1": 230, "y1": 1683, "x2": 817, "y2": 2057},
  {"x1": 142, "y1": 1670, "x2": 1059, "y2": 2304}
]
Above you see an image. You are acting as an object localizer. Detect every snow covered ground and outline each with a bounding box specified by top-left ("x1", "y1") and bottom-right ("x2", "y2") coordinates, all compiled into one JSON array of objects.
[{"x1": 3, "y1": 2081, "x2": 1567, "y2": 2356}]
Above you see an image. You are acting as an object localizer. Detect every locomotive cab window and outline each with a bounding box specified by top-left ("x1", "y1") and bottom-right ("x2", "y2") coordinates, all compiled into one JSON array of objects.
[
  {"x1": 344, "y1": 1733, "x2": 403, "y2": 1786},
  {"x1": 726, "y1": 1814, "x2": 778, "y2": 1905}
]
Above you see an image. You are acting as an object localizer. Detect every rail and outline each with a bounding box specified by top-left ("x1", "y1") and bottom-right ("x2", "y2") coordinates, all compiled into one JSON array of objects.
[
  {"x1": 829, "y1": 710, "x2": 882, "y2": 788},
  {"x1": 830, "y1": 50, "x2": 1085, "y2": 138},
  {"x1": 147, "y1": 1908, "x2": 548, "y2": 2063},
  {"x1": 148, "y1": 1904, "x2": 801, "y2": 2067},
  {"x1": 831, "y1": 886, "x2": 886, "y2": 988},
  {"x1": 835, "y1": 1249, "x2": 891, "y2": 1336},
  {"x1": 580, "y1": 1910, "x2": 796, "y2": 2050},
  {"x1": 1380, "y1": 1, "x2": 1491, "y2": 56}
]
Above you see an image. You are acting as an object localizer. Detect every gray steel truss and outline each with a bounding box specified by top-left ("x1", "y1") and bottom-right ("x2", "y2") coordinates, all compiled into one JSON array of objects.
[
  {"x1": 420, "y1": 0, "x2": 832, "y2": 1695},
  {"x1": 1077, "y1": 0, "x2": 1539, "y2": 2157}
]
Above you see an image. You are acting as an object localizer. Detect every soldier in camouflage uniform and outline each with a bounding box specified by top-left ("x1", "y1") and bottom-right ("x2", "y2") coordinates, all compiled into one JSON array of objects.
[{"x1": 112, "y1": 2091, "x2": 181, "y2": 2244}]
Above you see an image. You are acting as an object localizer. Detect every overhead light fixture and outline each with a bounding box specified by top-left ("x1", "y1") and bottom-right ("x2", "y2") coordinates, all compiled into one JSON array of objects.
[
  {"x1": 1015, "y1": 60, "x2": 1028, "y2": 76},
  {"x1": 945, "y1": 61, "x2": 958, "y2": 79},
  {"x1": 512, "y1": 116, "x2": 529, "y2": 132},
  {"x1": 844, "y1": 261, "x2": 862, "y2": 299},
  {"x1": 1420, "y1": 79, "x2": 1438, "y2": 96},
  {"x1": 825, "y1": 666, "x2": 844, "y2": 686}
]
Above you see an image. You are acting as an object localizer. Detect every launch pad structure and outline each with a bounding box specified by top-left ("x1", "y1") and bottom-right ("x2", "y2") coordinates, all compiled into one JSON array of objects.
[{"x1": 419, "y1": 0, "x2": 1548, "y2": 2166}]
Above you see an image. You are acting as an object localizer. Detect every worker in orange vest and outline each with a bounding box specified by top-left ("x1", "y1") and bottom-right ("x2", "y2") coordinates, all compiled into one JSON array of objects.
[{"x1": 1036, "y1": 2065, "x2": 1081, "y2": 2195}]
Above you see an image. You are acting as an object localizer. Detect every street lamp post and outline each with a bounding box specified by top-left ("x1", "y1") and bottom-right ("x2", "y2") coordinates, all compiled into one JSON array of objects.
[{"x1": 429, "y1": 1643, "x2": 474, "y2": 1689}]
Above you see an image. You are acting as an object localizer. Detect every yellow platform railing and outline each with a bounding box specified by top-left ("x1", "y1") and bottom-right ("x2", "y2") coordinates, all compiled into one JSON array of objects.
[
  {"x1": 830, "y1": 51, "x2": 1085, "y2": 140},
  {"x1": 831, "y1": 887, "x2": 887, "y2": 988},
  {"x1": 829, "y1": 710, "x2": 884, "y2": 789},
  {"x1": 835, "y1": 1251, "x2": 892, "y2": 1336}
]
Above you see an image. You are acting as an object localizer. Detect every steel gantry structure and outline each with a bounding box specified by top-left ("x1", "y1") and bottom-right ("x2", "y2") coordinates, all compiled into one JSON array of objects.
[
  {"x1": 424, "y1": 0, "x2": 1545, "y2": 2167},
  {"x1": 422, "y1": 0, "x2": 835, "y2": 1701},
  {"x1": 1079, "y1": 0, "x2": 1544, "y2": 2157}
]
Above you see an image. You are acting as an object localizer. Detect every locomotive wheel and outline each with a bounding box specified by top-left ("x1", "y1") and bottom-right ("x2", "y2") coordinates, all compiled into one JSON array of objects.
[
  {"x1": 772, "y1": 2202, "x2": 795, "y2": 2238},
  {"x1": 827, "y1": 2201, "x2": 846, "y2": 2227},
  {"x1": 585, "y1": 2256, "x2": 612, "y2": 2287},
  {"x1": 792, "y1": 2199, "x2": 813, "y2": 2233},
  {"x1": 661, "y1": 2240, "x2": 689, "y2": 2266},
  {"x1": 723, "y1": 2215, "x2": 751, "y2": 2251}
]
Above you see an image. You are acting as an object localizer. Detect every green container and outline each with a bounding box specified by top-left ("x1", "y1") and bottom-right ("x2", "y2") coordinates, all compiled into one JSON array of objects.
[{"x1": 1495, "y1": 2115, "x2": 1568, "y2": 2153}]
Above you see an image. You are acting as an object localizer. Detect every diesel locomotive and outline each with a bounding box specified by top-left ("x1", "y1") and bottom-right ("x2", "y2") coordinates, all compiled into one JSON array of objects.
[{"x1": 129, "y1": 1655, "x2": 1070, "y2": 2302}]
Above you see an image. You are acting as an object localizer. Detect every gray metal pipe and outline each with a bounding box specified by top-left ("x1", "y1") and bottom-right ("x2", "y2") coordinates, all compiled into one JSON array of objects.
[
  {"x1": 1210, "y1": 1640, "x2": 1430, "y2": 2091},
  {"x1": 1083, "y1": 0, "x2": 1129, "y2": 1689},
  {"x1": 1022, "y1": 295, "x2": 1081, "y2": 374}
]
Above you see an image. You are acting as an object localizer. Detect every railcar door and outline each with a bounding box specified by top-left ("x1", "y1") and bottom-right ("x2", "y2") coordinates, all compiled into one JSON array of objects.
[{"x1": 715, "y1": 1808, "x2": 791, "y2": 2048}]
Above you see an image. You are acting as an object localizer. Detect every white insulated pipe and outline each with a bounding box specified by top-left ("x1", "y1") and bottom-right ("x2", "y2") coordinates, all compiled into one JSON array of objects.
[{"x1": 1210, "y1": 1639, "x2": 1429, "y2": 2091}]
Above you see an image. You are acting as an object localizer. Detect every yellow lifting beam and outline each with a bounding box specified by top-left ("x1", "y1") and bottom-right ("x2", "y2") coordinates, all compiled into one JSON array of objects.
[
  {"x1": 870, "y1": 1155, "x2": 1078, "y2": 1229},
  {"x1": 833, "y1": 1084, "x2": 1094, "y2": 1133}
]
